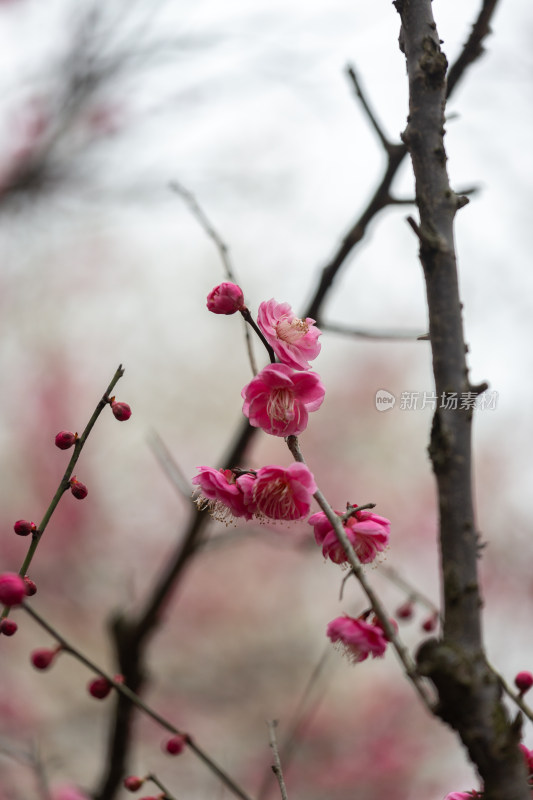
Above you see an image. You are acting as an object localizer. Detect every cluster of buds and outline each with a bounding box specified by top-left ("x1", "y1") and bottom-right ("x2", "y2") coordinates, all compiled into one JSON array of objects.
[{"x1": 394, "y1": 596, "x2": 439, "y2": 635}]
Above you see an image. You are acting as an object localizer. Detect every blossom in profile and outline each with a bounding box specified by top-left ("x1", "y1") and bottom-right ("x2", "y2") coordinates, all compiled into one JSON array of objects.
[
  {"x1": 192, "y1": 466, "x2": 256, "y2": 522},
  {"x1": 326, "y1": 615, "x2": 388, "y2": 663},
  {"x1": 246, "y1": 463, "x2": 316, "y2": 521},
  {"x1": 257, "y1": 299, "x2": 321, "y2": 370},
  {"x1": 242, "y1": 363, "x2": 325, "y2": 437},
  {"x1": 207, "y1": 282, "x2": 245, "y2": 315},
  {"x1": 308, "y1": 507, "x2": 390, "y2": 565}
]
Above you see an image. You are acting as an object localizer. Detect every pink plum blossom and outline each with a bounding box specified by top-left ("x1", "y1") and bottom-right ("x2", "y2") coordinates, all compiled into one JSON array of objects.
[
  {"x1": 192, "y1": 467, "x2": 256, "y2": 522},
  {"x1": 206, "y1": 282, "x2": 245, "y2": 315},
  {"x1": 243, "y1": 463, "x2": 316, "y2": 521},
  {"x1": 308, "y1": 507, "x2": 390, "y2": 565},
  {"x1": 242, "y1": 363, "x2": 325, "y2": 436},
  {"x1": 0, "y1": 572, "x2": 26, "y2": 606},
  {"x1": 257, "y1": 299, "x2": 321, "y2": 370},
  {"x1": 326, "y1": 615, "x2": 388, "y2": 662},
  {"x1": 51, "y1": 786, "x2": 90, "y2": 800},
  {"x1": 444, "y1": 793, "x2": 483, "y2": 799}
]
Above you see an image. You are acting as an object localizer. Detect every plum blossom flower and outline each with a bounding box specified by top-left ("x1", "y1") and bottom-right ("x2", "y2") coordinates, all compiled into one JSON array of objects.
[
  {"x1": 51, "y1": 785, "x2": 90, "y2": 800},
  {"x1": 193, "y1": 463, "x2": 316, "y2": 523},
  {"x1": 326, "y1": 615, "x2": 388, "y2": 663},
  {"x1": 308, "y1": 507, "x2": 390, "y2": 565},
  {"x1": 444, "y1": 793, "x2": 483, "y2": 799},
  {"x1": 207, "y1": 282, "x2": 245, "y2": 315},
  {"x1": 192, "y1": 467, "x2": 256, "y2": 522},
  {"x1": 246, "y1": 463, "x2": 316, "y2": 520},
  {"x1": 242, "y1": 363, "x2": 325, "y2": 436},
  {"x1": 257, "y1": 299, "x2": 321, "y2": 370}
]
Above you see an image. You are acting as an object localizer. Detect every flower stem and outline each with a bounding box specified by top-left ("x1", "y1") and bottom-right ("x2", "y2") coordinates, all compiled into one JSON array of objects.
[{"x1": 241, "y1": 308, "x2": 276, "y2": 364}]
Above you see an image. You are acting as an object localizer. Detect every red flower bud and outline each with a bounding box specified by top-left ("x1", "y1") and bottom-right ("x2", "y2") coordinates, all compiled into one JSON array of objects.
[
  {"x1": 88, "y1": 677, "x2": 112, "y2": 699},
  {"x1": 111, "y1": 401, "x2": 131, "y2": 421},
  {"x1": 164, "y1": 734, "x2": 187, "y2": 755},
  {"x1": 124, "y1": 776, "x2": 145, "y2": 791},
  {"x1": 396, "y1": 601, "x2": 414, "y2": 621},
  {"x1": 421, "y1": 613, "x2": 438, "y2": 633},
  {"x1": 55, "y1": 431, "x2": 77, "y2": 450},
  {"x1": 13, "y1": 519, "x2": 37, "y2": 537},
  {"x1": 0, "y1": 573, "x2": 27, "y2": 606},
  {"x1": 70, "y1": 476, "x2": 88, "y2": 500},
  {"x1": 0, "y1": 619, "x2": 18, "y2": 636},
  {"x1": 31, "y1": 647, "x2": 59, "y2": 670},
  {"x1": 23, "y1": 576, "x2": 37, "y2": 596},
  {"x1": 515, "y1": 671, "x2": 533, "y2": 694},
  {"x1": 206, "y1": 282, "x2": 245, "y2": 315}
]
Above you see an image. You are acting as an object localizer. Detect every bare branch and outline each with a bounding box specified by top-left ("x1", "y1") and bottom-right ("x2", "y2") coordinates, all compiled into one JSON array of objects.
[
  {"x1": 323, "y1": 321, "x2": 425, "y2": 341},
  {"x1": 267, "y1": 721, "x2": 289, "y2": 800},
  {"x1": 345, "y1": 66, "x2": 393, "y2": 152},
  {"x1": 148, "y1": 430, "x2": 192, "y2": 500}
]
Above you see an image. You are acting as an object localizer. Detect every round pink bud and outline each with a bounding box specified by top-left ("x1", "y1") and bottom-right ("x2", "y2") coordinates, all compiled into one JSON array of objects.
[
  {"x1": 515, "y1": 671, "x2": 533, "y2": 694},
  {"x1": 396, "y1": 601, "x2": 414, "y2": 621},
  {"x1": 31, "y1": 647, "x2": 59, "y2": 670},
  {"x1": 111, "y1": 401, "x2": 132, "y2": 421},
  {"x1": 164, "y1": 734, "x2": 187, "y2": 755},
  {"x1": 0, "y1": 572, "x2": 27, "y2": 606},
  {"x1": 24, "y1": 576, "x2": 37, "y2": 596},
  {"x1": 124, "y1": 776, "x2": 144, "y2": 791},
  {"x1": 88, "y1": 676, "x2": 112, "y2": 699},
  {"x1": 55, "y1": 431, "x2": 77, "y2": 450},
  {"x1": 70, "y1": 476, "x2": 88, "y2": 500},
  {"x1": 206, "y1": 282, "x2": 245, "y2": 315},
  {"x1": 13, "y1": 519, "x2": 37, "y2": 537},
  {"x1": 0, "y1": 619, "x2": 18, "y2": 636}
]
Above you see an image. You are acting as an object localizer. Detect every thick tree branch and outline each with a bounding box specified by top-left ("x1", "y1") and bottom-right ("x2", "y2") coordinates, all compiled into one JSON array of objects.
[{"x1": 395, "y1": 0, "x2": 527, "y2": 797}]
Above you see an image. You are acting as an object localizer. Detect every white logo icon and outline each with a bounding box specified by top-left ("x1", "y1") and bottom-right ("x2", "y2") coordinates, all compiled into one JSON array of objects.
[{"x1": 375, "y1": 389, "x2": 396, "y2": 411}]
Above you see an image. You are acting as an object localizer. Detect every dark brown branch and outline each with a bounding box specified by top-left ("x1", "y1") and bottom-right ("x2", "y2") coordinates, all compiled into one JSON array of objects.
[
  {"x1": 322, "y1": 321, "x2": 425, "y2": 341},
  {"x1": 395, "y1": 1, "x2": 527, "y2": 797},
  {"x1": 345, "y1": 66, "x2": 393, "y2": 152}
]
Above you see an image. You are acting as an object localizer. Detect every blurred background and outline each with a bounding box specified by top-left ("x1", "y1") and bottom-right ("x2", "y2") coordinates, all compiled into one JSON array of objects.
[{"x1": 0, "y1": 0, "x2": 532, "y2": 798}]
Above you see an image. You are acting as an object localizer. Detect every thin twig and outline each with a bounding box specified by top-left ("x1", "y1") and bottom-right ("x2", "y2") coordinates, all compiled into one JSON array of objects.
[
  {"x1": 267, "y1": 721, "x2": 289, "y2": 800},
  {"x1": 146, "y1": 772, "x2": 178, "y2": 800},
  {"x1": 379, "y1": 564, "x2": 439, "y2": 616},
  {"x1": 322, "y1": 322, "x2": 425, "y2": 341},
  {"x1": 148, "y1": 430, "x2": 192, "y2": 500},
  {"x1": 345, "y1": 66, "x2": 392, "y2": 151},
  {"x1": 1, "y1": 365, "x2": 125, "y2": 621},
  {"x1": 490, "y1": 667, "x2": 533, "y2": 725},
  {"x1": 21, "y1": 602, "x2": 254, "y2": 800},
  {"x1": 170, "y1": 179, "x2": 258, "y2": 375},
  {"x1": 286, "y1": 436, "x2": 436, "y2": 713}
]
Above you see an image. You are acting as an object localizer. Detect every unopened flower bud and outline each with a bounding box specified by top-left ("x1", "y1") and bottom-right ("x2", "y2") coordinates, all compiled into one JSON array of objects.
[
  {"x1": 24, "y1": 576, "x2": 37, "y2": 596},
  {"x1": 70, "y1": 477, "x2": 88, "y2": 500},
  {"x1": 55, "y1": 431, "x2": 77, "y2": 450},
  {"x1": 14, "y1": 519, "x2": 37, "y2": 537},
  {"x1": 0, "y1": 619, "x2": 18, "y2": 636},
  {"x1": 88, "y1": 677, "x2": 112, "y2": 699},
  {"x1": 396, "y1": 601, "x2": 414, "y2": 621},
  {"x1": 206, "y1": 282, "x2": 245, "y2": 315},
  {"x1": 0, "y1": 573, "x2": 27, "y2": 606},
  {"x1": 515, "y1": 671, "x2": 533, "y2": 694},
  {"x1": 111, "y1": 401, "x2": 131, "y2": 421},
  {"x1": 164, "y1": 734, "x2": 187, "y2": 755},
  {"x1": 421, "y1": 613, "x2": 438, "y2": 633},
  {"x1": 124, "y1": 776, "x2": 145, "y2": 791},
  {"x1": 31, "y1": 647, "x2": 59, "y2": 670}
]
